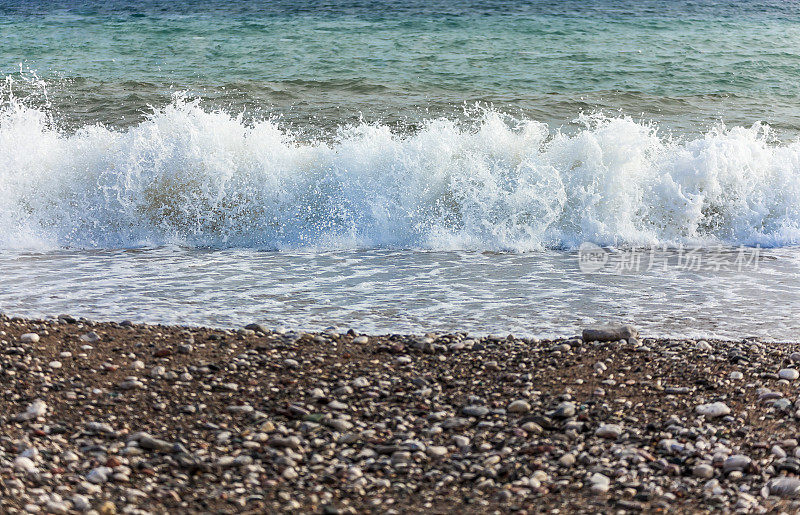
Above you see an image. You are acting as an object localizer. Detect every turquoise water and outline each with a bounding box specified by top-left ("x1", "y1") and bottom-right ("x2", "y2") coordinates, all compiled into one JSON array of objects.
[{"x1": 3, "y1": 0, "x2": 800, "y2": 133}]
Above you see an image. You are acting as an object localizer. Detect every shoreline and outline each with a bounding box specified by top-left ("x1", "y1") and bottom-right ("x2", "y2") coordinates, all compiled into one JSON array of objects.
[{"x1": 2, "y1": 315, "x2": 800, "y2": 513}]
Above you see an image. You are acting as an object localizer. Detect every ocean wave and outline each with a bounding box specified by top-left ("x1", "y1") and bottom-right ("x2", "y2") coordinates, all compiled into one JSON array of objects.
[{"x1": 2, "y1": 94, "x2": 800, "y2": 251}]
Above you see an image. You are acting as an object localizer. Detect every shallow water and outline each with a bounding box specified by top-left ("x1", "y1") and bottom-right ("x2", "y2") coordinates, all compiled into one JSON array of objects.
[{"x1": 1, "y1": 247, "x2": 797, "y2": 340}]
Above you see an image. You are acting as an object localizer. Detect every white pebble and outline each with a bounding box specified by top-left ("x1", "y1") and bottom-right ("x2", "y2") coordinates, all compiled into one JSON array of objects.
[
  {"x1": 86, "y1": 466, "x2": 112, "y2": 484},
  {"x1": 13, "y1": 456, "x2": 37, "y2": 473},
  {"x1": 696, "y1": 340, "x2": 712, "y2": 352},
  {"x1": 595, "y1": 423, "x2": 623, "y2": 439},
  {"x1": 18, "y1": 400, "x2": 47, "y2": 421},
  {"x1": 695, "y1": 402, "x2": 731, "y2": 418},
  {"x1": 80, "y1": 331, "x2": 100, "y2": 343}
]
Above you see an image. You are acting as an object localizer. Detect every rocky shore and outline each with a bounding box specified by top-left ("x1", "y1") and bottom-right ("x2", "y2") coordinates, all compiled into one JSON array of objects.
[{"x1": 2, "y1": 315, "x2": 800, "y2": 513}]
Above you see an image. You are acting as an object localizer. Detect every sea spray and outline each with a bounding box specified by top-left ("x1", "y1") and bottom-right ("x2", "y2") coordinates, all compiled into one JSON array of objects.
[{"x1": 2, "y1": 94, "x2": 800, "y2": 251}]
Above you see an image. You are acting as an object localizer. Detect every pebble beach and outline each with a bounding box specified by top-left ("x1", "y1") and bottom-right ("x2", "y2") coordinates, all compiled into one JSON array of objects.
[
  {"x1": 2, "y1": 315, "x2": 800, "y2": 513},
  {"x1": 5, "y1": 2, "x2": 800, "y2": 515}
]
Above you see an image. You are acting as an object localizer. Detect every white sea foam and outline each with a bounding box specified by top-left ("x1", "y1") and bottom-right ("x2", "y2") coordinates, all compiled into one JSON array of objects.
[{"x1": 2, "y1": 94, "x2": 800, "y2": 251}]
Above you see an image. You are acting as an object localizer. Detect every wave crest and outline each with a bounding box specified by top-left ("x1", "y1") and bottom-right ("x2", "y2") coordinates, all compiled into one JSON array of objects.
[{"x1": 2, "y1": 95, "x2": 800, "y2": 251}]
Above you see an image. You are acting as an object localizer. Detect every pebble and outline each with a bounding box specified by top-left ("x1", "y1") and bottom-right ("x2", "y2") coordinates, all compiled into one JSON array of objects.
[
  {"x1": 558, "y1": 453, "x2": 576, "y2": 467},
  {"x1": 326, "y1": 419, "x2": 353, "y2": 432},
  {"x1": 427, "y1": 446, "x2": 448, "y2": 458},
  {"x1": 351, "y1": 377, "x2": 369, "y2": 388},
  {"x1": 80, "y1": 331, "x2": 101, "y2": 343},
  {"x1": 87, "y1": 466, "x2": 112, "y2": 483},
  {"x1": 462, "y1": 405, "x2": 490, "y2": 417},
  {"x1": 779, "y1": 368, "x2": 800, "y2": 380},
  {"x1": 45, "y1": 501, "x2": 70, "y2": 514},
  {"x1": 13, "y1": 456, "x2": 37, "y2": 473},
  {"x1": 119, "y1": 378, "x2": 144, "y2": 390},
  {"x1": 553, "y1": 401, "x2": 576, "y2": 418},
  {"x1": 71, "y1": 495, "x2": 91, "y2": 512},
  {"x1": 453, "y1": 435, "x2": 470, "y2": 448},
  {"x1": 722, "y1": 455, "x2": 751, "y2": 473},
  {"x1": 768, "y1": 477, "x2": 800, "y2": 498},
  {"x1": 696, "y1": 340, "x2": 712, "y2": 352},
  {"x1": 595, "y1": 423, "x2": 623, "y2": 439},
  {"x1": 521, "y1": 421, "x2": 543, "y2": 434},
  {"x1": 588, "y1": 473, "x2": 611, "y2": 493},
  {"x1": 1, "y1": 316, "x2": 797, "y2": 513},
  {"x1": 20, "y1": 332, "x2": 40, "y2": 343},
  {"x1": 695, "y1": 402, "x2": 731, "y2": 418},
  {"x1": 507, "y1": 400, "x2": 531, "y2": 413},
  {"x1": 244, "y1": 323, "x2": 269, "y2": 333},
  {"x1": 582, "y1": 325, "x2": 638, "y2": 342},
  {"x1": 137, "y1": 434, "x2": 173, "y2": 451},
  {"x1": 483, "y1": 455, "x2": 501, "y2": 467},
  {"x1": 98, "y1": 501, "x2": 116, "y2": 515},
  {"x1": 693, "y1": 463, "x2": 714, "y2": 479},
  {"x1": 442, "y1": 417, "x2": 470, "y2": 429},
  {"x1": 17, "y1": 399, "x2": 47, "y2": 421}
]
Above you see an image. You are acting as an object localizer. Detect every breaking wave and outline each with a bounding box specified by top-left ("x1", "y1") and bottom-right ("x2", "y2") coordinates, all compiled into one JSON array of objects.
[{"x1": 2, "y1": 93, "x2": 800, "y2": 251}]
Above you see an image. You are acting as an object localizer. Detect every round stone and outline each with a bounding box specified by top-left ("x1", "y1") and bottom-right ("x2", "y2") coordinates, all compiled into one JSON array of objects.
[
  {"x1": 553, "y1": 402, "x2": 576, "y2": 418},
  {"x1": 20, "y1": 333, "x2": 40, "y2": 343},
  {"x1": 692, "y1": 463, "x2": 714, "y2": 478},
  {"x1": 558, "y1": 453, "x2": 576, "y2": 467},
  {"x1": 696, "y1": 340, "x2": 712, "y2": 352},
  {"x1": 595, "y1": 423, "x2": 623, "y2": 439},
  {"x1": 507, "y1": 400, "x2": 531, "y2": 413},
  {"x1": 426, "y1": 446, "x2": 448, "y2": 458},
  {"x1": 13, "y1": 456, "x2": 37, "y2": 473}
]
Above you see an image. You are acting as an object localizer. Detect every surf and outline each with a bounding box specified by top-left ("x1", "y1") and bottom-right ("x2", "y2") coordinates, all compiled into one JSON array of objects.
[{"x1": 2, "y1": 93, "x2": 800, "y2": 251}]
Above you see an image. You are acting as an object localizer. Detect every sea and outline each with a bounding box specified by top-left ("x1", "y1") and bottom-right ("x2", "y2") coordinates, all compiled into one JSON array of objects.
[{"x1": 2, "y1": 0, "x2": 800, "y2": 339}]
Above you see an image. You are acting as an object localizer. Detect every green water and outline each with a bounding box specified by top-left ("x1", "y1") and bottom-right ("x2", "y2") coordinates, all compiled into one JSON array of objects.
[{"x1": 2, "y1": 0, "x2": 800, "y2": 134}]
